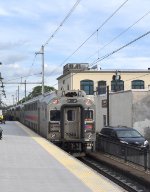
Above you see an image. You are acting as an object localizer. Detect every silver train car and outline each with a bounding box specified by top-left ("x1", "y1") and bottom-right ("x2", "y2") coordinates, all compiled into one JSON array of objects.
[{"x1": 8, "y1": 90, "x2": 96, "y2": 155}]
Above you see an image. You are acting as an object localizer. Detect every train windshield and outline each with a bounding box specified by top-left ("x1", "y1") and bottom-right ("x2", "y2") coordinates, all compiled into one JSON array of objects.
[
  {"x1": 84, "y1": 110, "x2": 93, "y2": 120},
  {"x1": 67, "y1": 110, "x2": 75, "y2": 121},
  {"x1": 50, "y1": 110, "x2": 60, "y2": 121}
]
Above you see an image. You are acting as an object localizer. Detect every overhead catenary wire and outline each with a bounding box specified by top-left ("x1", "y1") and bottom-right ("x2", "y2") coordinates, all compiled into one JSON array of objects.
[
  {"x1": 51, "y1": 70, "x2": 150, "y2": 94},
  {"x1": 91, "y1": 30, "x2": 150, "y2": 66},
  {"x1": 23, "y1": 0, "x2": 128, "y2": 95},
  {"x1": 44, "y1": 0, "x2": 82, "y2": 47},
  {"x1": 86, "y1": 10, "x2": 150, "y2": 62},
  {"x1": 48, "y1": 0, "x2": 129, "y2": 76},
  {"x1": 50, "y1": 30, "x2": 150, "y2": 88},
  {"x1": 28, "y1": 0, "x2": 82, "y2": 96},
  {"x1": 5, "y1": 0, "x2": 130, "y2": 95},
  {"x1": 122, "y1": 73, "x2": 150, "y2": 91},
  {"x1": 4, "y1": 72, "x2": 42, "y2": 83},
  {"x1": 26, "y1": 0, "x2": 81, "y2": 82},
  {"x1": 25, "y1": 54, "x2": 37, "y2": 81}
]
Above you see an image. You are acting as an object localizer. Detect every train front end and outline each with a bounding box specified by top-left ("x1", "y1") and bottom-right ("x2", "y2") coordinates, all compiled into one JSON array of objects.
[{"x1": 48, "y1": 91, "x2": 96, "y2": 156}]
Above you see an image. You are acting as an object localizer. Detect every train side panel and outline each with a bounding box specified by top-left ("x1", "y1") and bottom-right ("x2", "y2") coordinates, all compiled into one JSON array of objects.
[{"x1": 39, "y1": 102, "x2": 49, "y2": 138}]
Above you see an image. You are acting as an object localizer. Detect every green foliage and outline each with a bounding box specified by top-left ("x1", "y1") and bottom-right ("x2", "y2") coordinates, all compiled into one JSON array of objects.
[{"x1": 18, "y1": 85, "x2": 56, "y2": 104}]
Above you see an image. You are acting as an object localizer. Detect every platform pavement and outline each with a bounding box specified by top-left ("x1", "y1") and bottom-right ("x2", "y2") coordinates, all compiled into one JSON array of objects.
[{"x1": 0, "y1": 121, "x2": 126, "y2": 192}]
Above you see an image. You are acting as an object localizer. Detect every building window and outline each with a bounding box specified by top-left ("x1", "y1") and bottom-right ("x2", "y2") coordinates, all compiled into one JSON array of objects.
[
  {"x1": 80, "y1": 80, "x2": 94, "y2": 95},
  {"x1": 111, "y1": 80, "x2": 124, "y2": 92},
  {"x1": 132, "y1": 80, "x2": 144, "y2": 89},
  {"x1": 97, "y1": 81, "x2": 106, "y2": 95}
]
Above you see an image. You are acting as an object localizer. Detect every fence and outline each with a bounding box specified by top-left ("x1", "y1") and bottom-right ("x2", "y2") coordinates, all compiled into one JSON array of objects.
[{"x1": 96, "y1": 135, "x2": 150, "y2": 170}]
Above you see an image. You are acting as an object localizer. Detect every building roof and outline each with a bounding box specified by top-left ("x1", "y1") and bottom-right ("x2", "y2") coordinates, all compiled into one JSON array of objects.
[{"x1": 57, "y1": 67, "x2": 150, "y2": 80}]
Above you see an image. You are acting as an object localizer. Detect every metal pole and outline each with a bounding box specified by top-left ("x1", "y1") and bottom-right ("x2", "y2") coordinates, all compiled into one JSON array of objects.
[
  {"x1": 18, "y1": 85, "x2": 19, "y2": 103},
  {"x1": 0, "y1": 94, "x2": 1, "y2": 108},
  {"x1": 35, "y1": 45, "x2": 45, "y2": 95},
  {"x1": 16, "y1": 90, "x2": 17, "y2": 104},
  {"x1": 41, "y1": 45, "x2": 44, "y2": 95},
  {"x1": 25, "y1": 80, "x2": 26, "y2": 101},
  {"x1": 12, "y1": 95, "x2": 14, "y2": 106},
  {"x1": 107, "y1": 85, "x2": 109, "y2": 126}
]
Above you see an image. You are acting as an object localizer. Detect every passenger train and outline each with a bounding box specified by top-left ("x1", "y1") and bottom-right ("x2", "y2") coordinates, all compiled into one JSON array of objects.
[{"x1": 7, "y1": 90, "x2": 96, "y2": 156}]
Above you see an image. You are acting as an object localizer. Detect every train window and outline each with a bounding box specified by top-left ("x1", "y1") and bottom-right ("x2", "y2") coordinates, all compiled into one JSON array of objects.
[
  {"x1": 84, "y1": 110, "x2": 93, "y2": 120},
  {"x1": 67, "y1": 110, "x2": 75, "y2": 121},
  {"x1": 50, "y1": 110, "x2": 60, "y2": 121}
]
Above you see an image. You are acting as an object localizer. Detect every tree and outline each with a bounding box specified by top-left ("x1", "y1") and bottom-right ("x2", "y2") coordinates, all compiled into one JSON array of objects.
[
  {"x1": 30, "y1": 86, "x2": 56, "y2": 98},
  {"x1": 19, "y1": 85, "x2": 56, "y2": 103}
]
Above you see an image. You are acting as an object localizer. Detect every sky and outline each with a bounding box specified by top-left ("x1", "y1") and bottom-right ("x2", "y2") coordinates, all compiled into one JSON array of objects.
[{"x1": 0, "y1": 0, "x2": 150, "y2": 106}]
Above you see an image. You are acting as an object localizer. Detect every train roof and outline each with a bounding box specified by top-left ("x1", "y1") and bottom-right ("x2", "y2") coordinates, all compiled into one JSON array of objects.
[
  {"x1": 22, "y1": 91, "x2": 56, "y2": 105},
  {"x1": 23, "y1": 90, "x2": 87, "y2": 104}
]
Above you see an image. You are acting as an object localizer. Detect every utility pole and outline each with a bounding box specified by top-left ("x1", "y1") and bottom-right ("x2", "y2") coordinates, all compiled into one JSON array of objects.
[
  {"x1": 41, "y1": 45, "x2": 45, "y2": 95},
  {"x1": 107, "y1": 86, "x2": 109, "y2": 126},
  {"x1": 16, "y1": 90, "x2": 17, "y2": 104},
  {"x1": 12, "y1": 95, "x2": 14, "y2": 106},
  {"x1": 0, "y1": 94, "x2": 1, "y2": 108},
  {"x1": 4, "y1": 81, "x2": 41, "y2": 103},
  {"x1": 25, "y1": 80, "x2": 26, "y2": 101},
  {"x1": 35, "y1": 45, "x2": 45, "y2": 95},
  {"x1": 18, "y1": 85, "x2": 19, "y2": 102}
]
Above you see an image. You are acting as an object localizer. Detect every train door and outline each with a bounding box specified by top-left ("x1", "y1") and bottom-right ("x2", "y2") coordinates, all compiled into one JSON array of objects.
[
  {"x1": 63, "y1": 107, "x2": 82, "y2": 140},
  {"x1": 37, "y1": 107, "x2": 40, "y2": 134}
]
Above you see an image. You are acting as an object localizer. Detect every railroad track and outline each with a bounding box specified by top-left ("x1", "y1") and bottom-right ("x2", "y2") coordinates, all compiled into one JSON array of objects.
[{"x1": 79, "y1": 156, "x2": 149, "y2": 192}]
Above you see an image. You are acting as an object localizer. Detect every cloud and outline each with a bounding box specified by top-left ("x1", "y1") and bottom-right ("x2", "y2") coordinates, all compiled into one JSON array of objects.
[
  {"x1": 2, "y1": 54, "x2": 27, "y2": 65},
  {"x1": 0, "y1": 0, "x2": 150, "y2": 105},
  {"x1": 0, "y1": 7, "x2": 10, "y2": 16},
  {"x1": 0, "y1": 40, "x2": 29, "y2": 50},
  {"x1": 100, "y1": 55, "x2": 150, "y2": 70}
]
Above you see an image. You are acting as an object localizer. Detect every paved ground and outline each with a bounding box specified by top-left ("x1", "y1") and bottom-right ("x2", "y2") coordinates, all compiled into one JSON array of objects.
[{"x1": 0, "y1": 121, "x2": 126, "y2": 192}]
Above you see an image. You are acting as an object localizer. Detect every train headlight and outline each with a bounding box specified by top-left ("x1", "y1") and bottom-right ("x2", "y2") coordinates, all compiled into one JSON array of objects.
[{"x1": 51, "y1": 133, "x2": 56, "y2": 138}]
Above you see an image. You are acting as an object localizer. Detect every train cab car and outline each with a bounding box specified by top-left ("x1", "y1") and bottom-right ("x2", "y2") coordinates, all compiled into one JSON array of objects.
[{"x1": 47, "y1": 90, "x2": 96, "y2": 154}]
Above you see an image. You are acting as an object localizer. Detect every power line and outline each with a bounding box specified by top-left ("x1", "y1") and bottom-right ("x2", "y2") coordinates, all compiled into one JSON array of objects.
[
  {"x1": 86, "y1": 10, "x2": 150, "y2": 62},
  {"x1": 34, "y1": 0, "x2": 82, "y2": 94},
  {"x1": 91, "y1": 30, "x2": 150, "y2": 65},
  {"x1": 50, "y1": 30, "x2": 150, "y2": 89},
  {"x1": 4, "y1": 72, "x2": 41, "y2": 83},
  {"x1": 48, "y1": 0, "x2": 129, "y2": 76},
  {"x1": 124, "y1": 73, "x2": 150, "y2": 91},
  {"x1": 44, "y1": 0, "x2": 82, "y2": 47},
  {"x1": 25, "y1": 54, "x2": 37, "y2": 81},
  {"x1": 24, "y1": 0, "x2": 81, "y2": 88},
  {"x1": 51, "y1": 69, "x2": 150, "y2": 91},
  {"x1": 26, "y1": 0, "x2": 128, "y2": 94},
  {"x1": 124, "y1": 73, "x2": 150, "y2": 82}
]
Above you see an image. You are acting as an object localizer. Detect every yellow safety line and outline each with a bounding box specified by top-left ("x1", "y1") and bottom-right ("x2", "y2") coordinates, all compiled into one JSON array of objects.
[{"x1": 16, "y1": 122, "x2": 123, "y2": 192}]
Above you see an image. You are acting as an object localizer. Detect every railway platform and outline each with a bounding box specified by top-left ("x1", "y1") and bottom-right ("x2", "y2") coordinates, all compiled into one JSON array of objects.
[{"x1": 0, "y1": 121, "x2": 126, "y2": 192}]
